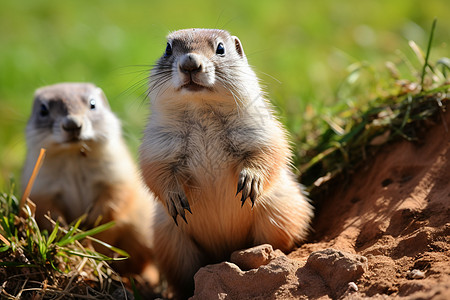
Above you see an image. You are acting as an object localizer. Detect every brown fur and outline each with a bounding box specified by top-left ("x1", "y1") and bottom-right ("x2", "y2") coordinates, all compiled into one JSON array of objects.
[
  {"x1": 140, "y1": 29, "x2": 313, "y2": 297},
  {"x1": 22, "y1": 82, "x2": 158, "y2": 281}
]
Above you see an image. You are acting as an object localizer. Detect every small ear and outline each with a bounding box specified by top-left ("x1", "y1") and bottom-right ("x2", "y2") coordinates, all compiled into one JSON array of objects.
[{"x1": 232, "y1": 36, "x2": 245, "y2": 58}]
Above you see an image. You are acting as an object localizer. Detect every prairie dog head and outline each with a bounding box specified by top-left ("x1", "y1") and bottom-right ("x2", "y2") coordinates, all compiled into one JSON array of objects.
[
  {"x1": 26, "y1": 83, "x2": 120, "y2": 153},
  {"x1": 149, "y1": 28, "x2": 260, "y2": 107}
]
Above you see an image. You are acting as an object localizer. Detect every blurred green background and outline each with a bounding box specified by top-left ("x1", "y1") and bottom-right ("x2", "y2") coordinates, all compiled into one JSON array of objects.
[{"x1": 0, "y1": 0, "x2": 448, "y2": 191}]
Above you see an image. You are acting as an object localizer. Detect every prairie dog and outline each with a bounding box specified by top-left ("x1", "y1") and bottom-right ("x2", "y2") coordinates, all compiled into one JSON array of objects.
[
  {"x1": 140, "y1": 29, "x2": 313, "y2": 296},
  {"x1": 22, "y1": 82, "x2": 157, "y2": 278}
]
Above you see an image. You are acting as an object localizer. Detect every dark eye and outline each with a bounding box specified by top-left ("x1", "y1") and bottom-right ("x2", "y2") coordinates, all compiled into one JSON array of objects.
[
  {"x1": 89, "y1": 99, "x2": 96, "y2": 110},
  {"x1": 39, "y1": 104, "x2": 49, "y2": 117},
  {"x1": 216, "y1": 42, "x2": 225, "y2": 55},
  {"x1": 165, "y1": 42, "x2": 172, "y2": 57}
]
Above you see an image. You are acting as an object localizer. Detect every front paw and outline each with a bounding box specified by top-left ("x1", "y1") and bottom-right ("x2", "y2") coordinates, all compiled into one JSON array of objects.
[
  {"x1": 236, "y1": 169, "x2": 263, "y2": 207},
  {"x1": 164, "y1": 189, "x2": 191, "y2": 226}
]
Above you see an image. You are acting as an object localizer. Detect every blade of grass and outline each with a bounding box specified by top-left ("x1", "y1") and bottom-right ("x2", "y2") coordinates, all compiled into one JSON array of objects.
[
  {"x1": 436, "y1": 58, "x2": 450, "y2": 78},
  {"x1": 59, "y1": 216, "x2": 84, "y2": 243},
  {"x1": 420, "y1": 18, "x2": 437, "y2": 91},
  {"x1": 49, "y1": 216, "x2": 129, "y2": 256},
  {"x1": 56, "y1": 221, "x2": 115, "y2": 247},
  {"x1": 339, "y1": 119, "x2": 367, "y2": 143},
  {"x1": 0, "y1": 216, "x2": 13, "y2": 237},
  {"x1": 299, "y1": 147, "x2": 337, "y2": 173},
  {"x1": 61, "y1": 249, "x2": 128, "y2": 261},
  {"x1": 418, "y1": 83, "x2": 450, "y2": 96},
  {"x1": 87, "y1": 236, "x2": 130, "y2": 257},
  {"x1": 46, "y1": 221, "x2": 60, "y2": 247}
]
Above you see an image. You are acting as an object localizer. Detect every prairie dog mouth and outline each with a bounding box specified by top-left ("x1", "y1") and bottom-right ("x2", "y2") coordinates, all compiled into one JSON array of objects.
[
  {"x1": 181, "y1": 81, "x2": 208, "y2": 92},
  {"x1": 179, "y1": 78, "x2": 214, "y2": 92}
]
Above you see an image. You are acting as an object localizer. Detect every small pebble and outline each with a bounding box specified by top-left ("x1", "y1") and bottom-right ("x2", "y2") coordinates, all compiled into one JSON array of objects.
[
  {"x1": 407, "y1": 269, "x2": 425, "y2": 279},
  {"x1": 348, "y1": 281, "x2": 358, "y2": 291}
]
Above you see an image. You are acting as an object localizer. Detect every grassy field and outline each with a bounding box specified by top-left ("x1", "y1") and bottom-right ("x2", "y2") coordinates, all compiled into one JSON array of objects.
[{"x1": 0, "y1": 0, "x2": 449, "y2": 190}]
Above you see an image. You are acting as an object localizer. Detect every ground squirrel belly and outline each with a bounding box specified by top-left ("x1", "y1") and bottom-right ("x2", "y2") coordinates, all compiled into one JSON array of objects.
[
  {"x1": 139, "y1": 29, "x2": 313, "y2": 295},
  {"x1": 22, "y1": 82, "x2": 157, "y2": 278}
]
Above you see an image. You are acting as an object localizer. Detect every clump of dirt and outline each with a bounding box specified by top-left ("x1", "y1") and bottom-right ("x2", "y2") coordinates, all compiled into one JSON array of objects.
[{"x1": 192, "y1": 107, "x2": 450, "y2": 299}]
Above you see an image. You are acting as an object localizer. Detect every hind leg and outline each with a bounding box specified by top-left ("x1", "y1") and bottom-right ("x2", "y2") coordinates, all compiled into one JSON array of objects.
[
  {"x1": 153, "y1": 205, "x2": 204, "y2": 298},
  {"x1": 253, "y1": 170, "x2": 313, "y2": 252}
]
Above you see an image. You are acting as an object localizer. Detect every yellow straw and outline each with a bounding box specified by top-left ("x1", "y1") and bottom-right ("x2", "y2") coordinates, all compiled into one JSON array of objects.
[
  {"x1": 20, "y1": 148, "x2": 46, "y2": 212},
  {"x1": 0, "y1": 232, "x2": 10, "y2": 246}
]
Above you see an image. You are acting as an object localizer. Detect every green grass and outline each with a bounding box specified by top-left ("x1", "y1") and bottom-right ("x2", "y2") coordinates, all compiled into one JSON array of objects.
[
  {"x1": 297, "y1": 19, "x2": 449, "y2": 189},
  {"x1": 0, "y1": 182, "x2": 131, "y2": 299},
  {"x1": 1, "y1": 0, "x2": 449, "y2": 190}
]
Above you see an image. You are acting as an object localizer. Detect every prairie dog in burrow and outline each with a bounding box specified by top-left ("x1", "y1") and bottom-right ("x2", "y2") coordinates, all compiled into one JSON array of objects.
[
  {"x1": 22, "y1": 82, "x2": 157, "y2": 279},
  {"x1": 139, "y1": 28, "x2": 313, "y2": 295}
]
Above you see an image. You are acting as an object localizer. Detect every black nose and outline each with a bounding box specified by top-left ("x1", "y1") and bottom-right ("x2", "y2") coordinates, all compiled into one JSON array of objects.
[
  {"x1": 179, "y1": 54, "x2": 202, "y2": 74},
  {"x1": 62, "y1": 116, "x2": 82, "y2": 133}
]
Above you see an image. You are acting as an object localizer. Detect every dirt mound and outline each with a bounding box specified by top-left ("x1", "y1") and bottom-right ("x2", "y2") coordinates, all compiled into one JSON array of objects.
[
  {"x1": 294, "y1": 107, "x2": 450, "y2": 299},
  {"x1": 191, "y1": 108, "x2": 450, "y2": 299}
]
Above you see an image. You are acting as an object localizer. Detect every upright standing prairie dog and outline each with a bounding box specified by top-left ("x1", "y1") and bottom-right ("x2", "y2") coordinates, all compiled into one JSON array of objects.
[
  {"x1": 140, "y1": 29, "x2": 313, "y2": 296},
  {"x1": 22, "y1": 82, "x2": 157, "y2": 279}
]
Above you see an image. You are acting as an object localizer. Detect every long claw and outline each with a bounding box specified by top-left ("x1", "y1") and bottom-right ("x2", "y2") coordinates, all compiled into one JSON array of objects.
[
  {"x1": 180, "y1": 209, "x2": 188, "y2": 224},
  {"x1": 249, "y1": 178, "x2": 259, "y2": 207},
  {"x1": 178, "y1": 194, "x2": 188, "y2": 207},
  {"x1": 242, "y1": 177, "x2": 251, "y2": 203},
  {"x1": 167, "y1": 201, "x2": 179, "y2": 226},
  {"x1": 240, "y1": 192, "x2": 247, "y2": 205},
  {"x1": 250, "y1": 192, "x2": 257, "y2": 207},
  {"x1": 172, "y1": 214, "x2": 178, "y2": 226},
  {"x1": 180, "y1": 210, "x2": 188, "y2": 224},
  {"x1": 177, "y1": 194, "x2": 189, "y2": 224},
  {"x1": 179, "y1": 194, "x2": 192, "y2": 214},
  {"x1": 236, "y1": 174, "x2": 246, "y2": 195},
  {"x1": 185, "y1": 204, "x2": 192, "y2": 214}
]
